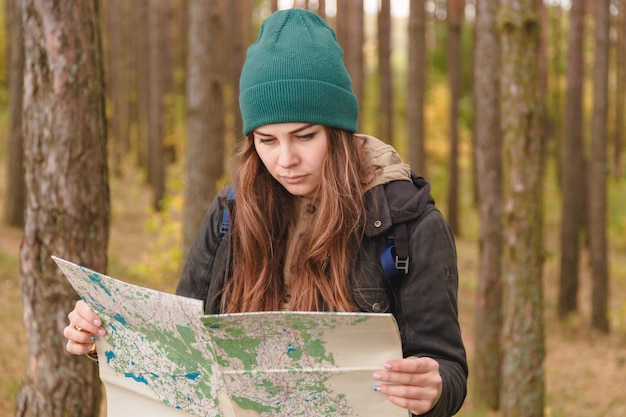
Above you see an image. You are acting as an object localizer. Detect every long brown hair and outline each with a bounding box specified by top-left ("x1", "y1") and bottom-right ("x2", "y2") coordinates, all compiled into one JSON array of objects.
[{"x1": 223, "y1": 127, "x2": 376, "y2": 313}]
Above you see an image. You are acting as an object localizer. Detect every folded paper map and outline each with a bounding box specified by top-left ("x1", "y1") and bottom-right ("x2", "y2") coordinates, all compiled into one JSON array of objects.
[{"x1": 53, "y1": 256, "x2": 405, "y2": 417}]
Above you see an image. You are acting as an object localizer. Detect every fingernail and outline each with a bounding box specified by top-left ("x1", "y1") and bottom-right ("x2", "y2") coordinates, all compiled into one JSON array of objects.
[
  {"x1": 97, "y1": 328, "x2": 106, "y2": 336},
  {"x1": 373, "y1": 385, "x2": 382, "y2": 392},
  {"x1": 93, "y1": 318, "x2": 101, "y2": 326},
  {"x1": 384, "y1": 363, "x2": 392, "y2": 370},
  {"x1": 90, "y1": 335, "x2": 96, "y2": 342},
  {"x1": 372, "y1": 372, "x2": 382, "y2": 381}
]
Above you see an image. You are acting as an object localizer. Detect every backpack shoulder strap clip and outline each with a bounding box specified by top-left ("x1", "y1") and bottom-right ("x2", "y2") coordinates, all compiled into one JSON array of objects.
[{"x1": 219, "y1": 188, "x2": 236, "y2": 236}]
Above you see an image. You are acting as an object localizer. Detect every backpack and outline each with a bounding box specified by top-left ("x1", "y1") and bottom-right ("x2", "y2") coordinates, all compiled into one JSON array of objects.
[{"x1": 218, "y1": 188, "x2": 410, "y2": 284}]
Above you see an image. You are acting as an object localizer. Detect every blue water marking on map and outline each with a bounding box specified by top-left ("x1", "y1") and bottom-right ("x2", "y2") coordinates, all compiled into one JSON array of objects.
[
  {"x1": 82, "y1": 270, "x2": 112, "y2": 296},
  {"x1": 185, "y1": 372, "x2": 200, "y2": 380},
  {"x1": 114, "y1": 313, "x2": 127, "y2": 325},
  {"x1": 170, "y1": 371, "x2": 201, "y2": 381},
  {"x1": 286, "y1": 344, "x2": 297, "y2": 355},
  {"x1": 125, "y1": 373, "x2": 149, "y2": 384},
  {"x1": 105, "y1": 350, "x2": 116, "y2": 364},
  {"x1": 209, "y1": 323, "x2": 219, "y2": 329}
]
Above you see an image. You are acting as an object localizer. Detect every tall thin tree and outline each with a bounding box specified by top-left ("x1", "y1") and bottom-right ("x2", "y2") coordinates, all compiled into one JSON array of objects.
[
  {"x1": 548, "y1": 2, "x2": 564, "y2": 167},
  {"x1": 134, "y1": 0, "x2": 151, "y2": 170},
  {"x1": 3, "y1": 0, "x2": 25, "y2": 227},
  {"x1": 407, "y1": 0, "x2": 427, "y2": 175},
  {"x1": 446, "y1": 0, "x2": 464, "y2": 236},
  {"x1": 17, "y1": 1, "x2": 109, "y2": 416},
  {"x1": 589, "y1": 0, "x2": 611, "y2": 332},
  {"x1": 228, "y1": 0, "x2": 253, "y2": 142},
  {"x1": 377, "y1": 0, "x2": 393, "y2": 144},
  {"x1": 614, "y1": 0, "x2": 625, "y2": 179},
  {"x1": 147, "y1": 0, "x2": 173, "y2": 210},
  {"x1": 183, "y1": 0, "x2": 225, "y2": 263},
  {"x1": 345, "y1": 0, "x2": 364, "y2": 131},
  {"x1": 103, "y1": 0, "x2": 132, "y2": 176},
  {"x1": 558, "y1": 0, "x2": 587, "y2": 319},
  {"x1": 499, "y1": 0, "x2": 546, "y2": 415},
  {"x1": 472, "y1": 0, "x2": 502, "y2": 410}
]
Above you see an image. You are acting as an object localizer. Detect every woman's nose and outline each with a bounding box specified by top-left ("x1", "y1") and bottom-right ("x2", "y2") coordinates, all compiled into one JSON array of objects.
[{"x1": 278, "y1": 143, "x2": 299, "y2": 167}]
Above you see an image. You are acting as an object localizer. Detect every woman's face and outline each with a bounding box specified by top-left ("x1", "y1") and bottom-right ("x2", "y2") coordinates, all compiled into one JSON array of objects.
[{"x1": 253, "y1": 123, "x2": 328, "y2": 198}]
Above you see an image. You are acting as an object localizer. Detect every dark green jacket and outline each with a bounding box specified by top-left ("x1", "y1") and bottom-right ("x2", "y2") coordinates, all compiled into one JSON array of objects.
[{"x1": 177, "y1": 175, "x2": 468, "y2": 417}]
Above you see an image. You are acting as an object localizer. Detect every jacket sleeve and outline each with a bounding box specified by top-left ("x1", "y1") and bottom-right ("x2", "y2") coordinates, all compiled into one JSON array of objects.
[
  {"x1": 396, "y1": 208, "x2": 468, "y2": 417},
  {"x1": 176, "y1": 189, "x2": 228, "y2": 307}
]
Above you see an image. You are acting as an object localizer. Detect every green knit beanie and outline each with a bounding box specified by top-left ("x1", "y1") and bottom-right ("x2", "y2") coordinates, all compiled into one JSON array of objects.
[{"x1": 239, "y1": 8, "x2": 359, "y2": 135}]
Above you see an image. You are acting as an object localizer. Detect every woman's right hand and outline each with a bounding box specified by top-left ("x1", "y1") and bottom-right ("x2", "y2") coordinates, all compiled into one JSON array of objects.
[{"x1": 63, "y1": 300, "x2": 107, "y2": 355}]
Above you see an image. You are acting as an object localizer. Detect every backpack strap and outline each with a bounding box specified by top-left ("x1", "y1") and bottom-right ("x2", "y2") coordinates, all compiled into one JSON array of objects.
[
  {"x1": 380, "y1": 222, "x2": 409, "y2": 285},
  {"x1": 219, "y1": 188, "x2": 236, "y2": 236}
]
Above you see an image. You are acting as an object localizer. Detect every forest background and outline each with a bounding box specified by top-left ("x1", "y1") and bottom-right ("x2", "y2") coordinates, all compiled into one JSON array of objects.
[{"x1": 0, "y1": 0, "x2": 626, "y2": 416}]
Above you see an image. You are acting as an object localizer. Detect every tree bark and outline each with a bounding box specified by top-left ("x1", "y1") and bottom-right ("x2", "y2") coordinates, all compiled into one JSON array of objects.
[
  {"x1": 589, "y1": 0, "x2": 610, "y2": 333},
  {"x1": 499, "y1": 1, "x2": 546, "y2": 416},
  {"x1": 558, "y1": 0, "x2": 587, "y2": 319},
  {"x1": 377, "y1": 0, "x2": 393, "y2": 144},
  {"x1": 147, "y1": 0, "x2": 173, "y2": 210},
  {"x1": 614, "y1": 0, "x2": 625, "y2": 179},
  {"x1": 134, "y1": 0, "x2": 151, "y2": 170},
  {"x1": 407, "y1": 0, "x2": 427, "y2": 176},
  {"x1": 3, "y1": 0, "x2": 25, "y2": 228},
  {"x1": 318, "y1": 0, "x2": 326, "y2": 19},
  {"x1": 344, "y1": 0, "x2": 364, "y2": 131},
  {"x1": 446, "y1": 0, "x2": 464, "y2": 236},
  {"x1": 228, "y1": 0, "x2": 253, "y2": 141},
  {"x1": 183, "y1": 0, "x2": 225, "y2": 264},
  {"x1": 103, "y1": 0, "x2": 131, "y2": 176},
  {"x1": 472, "y1": 0, "x2": 502, "y2": 409},
  {"x1": 548, "y1": 3, "x2": 563, "y2": 178},
  {"x1": 17, "y1": 1, "x2": 109, "y2": 416}
]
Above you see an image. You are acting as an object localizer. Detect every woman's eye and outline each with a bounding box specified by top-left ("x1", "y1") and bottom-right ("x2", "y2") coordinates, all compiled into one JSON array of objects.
[
  {"x1": 257, "y1": 137, "x2": 275, "y2": 144},
  {"x1": 298, "y1": 133, "x2": 315, "y2": 140}
]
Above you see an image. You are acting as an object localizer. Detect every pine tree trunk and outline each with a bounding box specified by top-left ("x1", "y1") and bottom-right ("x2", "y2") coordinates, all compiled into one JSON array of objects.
[
  {"x1": 377, "y1": 0, "x2": 393, "y2": 144},
  {"x1": 472, "y1": 0, "x2": 502, "y2": 409},
  {"x1": 499, "y1": 1, "x2": 546, "y2": 416},
  {"x1": 407, "y1": 0, "x2": 427, "y2": 176},
  {"x1": 559, "y1": 0, "x2": 587, "y2": 319},
  {"x1": 344, "y1": 0, "x2": 364, "y2": 131},
  {"x1": 148, "y1": 0, "x2": 172, "y2": 210},
  {"x1": 17, "y1": 1, "x2": 109, "y2": 416},
  {"x1": 228, "y1": 0, "x2": 252, "y2": 140},
  {"x1": 183, "y1": 0, "x2": 225, "y2": 263},
  {"x1": 589, "y1": 0, "x2": 610, "y2": 332},
  {"x1": 446, "y1": 0, "x2": 464, "y2": 236},
  {"x1": 3, "y1": 0, "x2": 25, "y2": 228},
  {"x1": 614, "y1": 0, "x2": 625, "y2": 179},
  {"x1": 134, "y1": 0, "x2": 151, "y2": 171}
]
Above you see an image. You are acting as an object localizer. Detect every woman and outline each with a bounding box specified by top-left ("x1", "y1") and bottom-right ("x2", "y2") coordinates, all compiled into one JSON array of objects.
[{"x1": 65, "y1": 8, "x2": 467, "y2": 416}]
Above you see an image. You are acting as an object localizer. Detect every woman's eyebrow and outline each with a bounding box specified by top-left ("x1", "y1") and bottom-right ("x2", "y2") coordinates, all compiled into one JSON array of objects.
[{"x1": 254, "y1": 124, "x2": 315, "y2": 137}]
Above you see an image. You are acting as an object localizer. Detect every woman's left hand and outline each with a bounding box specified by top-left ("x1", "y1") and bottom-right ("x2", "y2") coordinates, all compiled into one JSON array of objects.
[{"x1": 372, "y1": 356, "x2": 442, "y2": 415}]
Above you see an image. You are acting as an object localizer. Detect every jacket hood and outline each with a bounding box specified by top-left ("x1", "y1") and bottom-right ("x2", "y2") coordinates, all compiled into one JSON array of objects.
[
  {"x1": 359, "y1": 134, "x2": 412, "y2": 192},
  {"x1": 359, "y1": 136, "x2": 435, "y2": 238}
]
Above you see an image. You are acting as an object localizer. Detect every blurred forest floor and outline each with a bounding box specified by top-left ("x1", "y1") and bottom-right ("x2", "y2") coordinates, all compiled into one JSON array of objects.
[{"x1": 1, "y1": 161, "x2": 625, "y2": 417}]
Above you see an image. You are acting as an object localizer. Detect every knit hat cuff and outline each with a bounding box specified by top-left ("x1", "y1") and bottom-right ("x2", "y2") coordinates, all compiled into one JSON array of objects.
[{"x1": 240, "y1": 79, "x2": 358, "y2": 135}]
